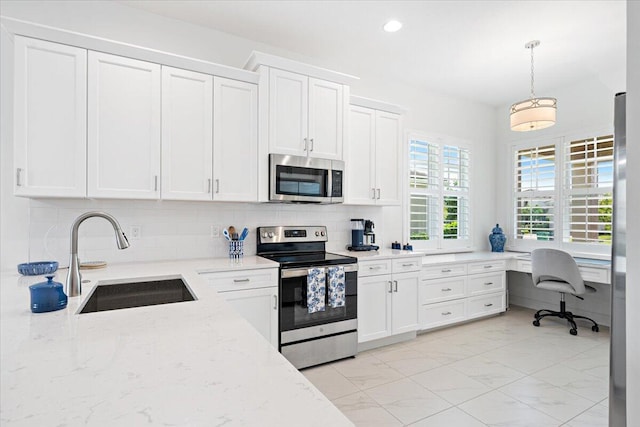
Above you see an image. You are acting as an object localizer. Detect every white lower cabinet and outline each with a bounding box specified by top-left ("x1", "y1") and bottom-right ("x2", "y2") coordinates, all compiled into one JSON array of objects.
[
  {"x1": 200, "y1": 268, "x2": 278, "y2": 348},
  {"x1": 357, "y1": 257, "x2": 420, "y2": 343},
  {"x1": 419, "y1": 260, "x2": 506, "y2": 331}
]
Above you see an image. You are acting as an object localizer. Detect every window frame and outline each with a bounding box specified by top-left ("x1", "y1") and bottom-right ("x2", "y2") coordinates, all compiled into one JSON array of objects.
[{"x1": 405, "y1": 130, "x2": 473, "y2": 252}]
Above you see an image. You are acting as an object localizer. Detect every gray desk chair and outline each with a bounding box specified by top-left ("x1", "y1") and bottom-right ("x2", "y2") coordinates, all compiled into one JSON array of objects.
[{"x1": 531, "y1": 248, "x2": 599, "y2": 336}]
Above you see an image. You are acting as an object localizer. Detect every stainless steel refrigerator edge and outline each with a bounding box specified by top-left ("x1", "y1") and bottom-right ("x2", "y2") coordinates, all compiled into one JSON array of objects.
[{"x1": 610, "y1": 92, "x2": 627, "y2": 426}]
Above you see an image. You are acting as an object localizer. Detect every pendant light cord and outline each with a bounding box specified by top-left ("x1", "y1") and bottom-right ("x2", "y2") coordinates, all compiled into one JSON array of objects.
[{"x1": 530, "y1": 44, "x2": 536, "y2": 99}]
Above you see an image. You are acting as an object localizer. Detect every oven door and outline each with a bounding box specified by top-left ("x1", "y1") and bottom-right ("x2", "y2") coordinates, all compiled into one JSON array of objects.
[{"x1": 279, "y1": 264, "x2": 357, "y2": 333}]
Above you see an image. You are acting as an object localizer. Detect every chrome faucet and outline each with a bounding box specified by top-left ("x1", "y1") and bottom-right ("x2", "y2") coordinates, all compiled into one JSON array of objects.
[{"x1": 66, "y1": 211, "x2": 130, "y2": 297}]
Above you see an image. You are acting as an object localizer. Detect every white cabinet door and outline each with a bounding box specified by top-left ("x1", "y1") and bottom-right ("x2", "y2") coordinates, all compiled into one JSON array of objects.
[
  {"x1": 268, "y1": 68, "x2": 308, "y2": 156},
  {"x1": 391, "y1": 272, "x2": 419, "y2": 335},
  {"x1": 375, "y1": 110, "x2": 401, "y2": 206},
  {"x1": 357, "y1": 275, "x2": 392, "y2": 343},
  {"x1": 161, "y1": 66, "x2": 213, "y2": 201},
  {"x1": 88, "y1": 51, "x2": 161, "y2": 199},
  {"x1": 14, "y1": 36, "x2": 87, "y2": 197},
  {"x1": 213, "y1": 77, "x2": 258, "y2": 201},
  {"x1": 219, "y1": 287, "x2": 279, "y2": 348},
  {"x1": 346, "y1": 105, "x2": 376, "y2": 204},
  {"x1": 308, "y1": 78, "x2": 343, "y2": 160}
]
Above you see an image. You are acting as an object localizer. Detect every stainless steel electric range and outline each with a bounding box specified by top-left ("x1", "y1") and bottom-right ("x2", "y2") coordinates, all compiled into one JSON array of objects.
[{"x1": 257, "y1": 226, "x2": 358, "y2": 369}]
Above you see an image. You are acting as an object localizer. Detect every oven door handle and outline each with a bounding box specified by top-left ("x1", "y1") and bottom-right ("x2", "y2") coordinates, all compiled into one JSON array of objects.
[{"x1": 280, "y1": 263, "x2": 358, "y2": 278}]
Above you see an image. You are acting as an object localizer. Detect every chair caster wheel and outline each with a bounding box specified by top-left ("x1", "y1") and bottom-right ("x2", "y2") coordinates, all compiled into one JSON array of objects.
[
  {"x1": 533, "y1": 320, "x2": 540, "y2": 327},
  {"x1": 570, "y1": 329, "x2": 578, "y2": 336},
  {"x1": 592, "y1": 325, "x2": 599, "y2": 332}
]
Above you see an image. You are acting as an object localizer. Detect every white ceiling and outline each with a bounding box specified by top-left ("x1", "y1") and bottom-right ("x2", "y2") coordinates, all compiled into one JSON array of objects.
[{"x1": 117, "y1": 0, "x2": 626, "y2": 107}]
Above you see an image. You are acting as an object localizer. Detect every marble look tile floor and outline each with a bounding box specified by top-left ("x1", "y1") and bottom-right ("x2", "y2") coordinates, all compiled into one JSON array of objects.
[{"x1": 302, "y1": 306, "x2": 610, "y2": 427}]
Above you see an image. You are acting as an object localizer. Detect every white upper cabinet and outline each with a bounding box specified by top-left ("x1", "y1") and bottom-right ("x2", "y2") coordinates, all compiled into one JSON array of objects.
[
  {"x1": 346, "y1": 104, "x2": 402, "y2": 205},
  {"x1": 213, "y1": 76, "x2": 258, "y2": 201},
  {"x1": 161, "y1": 66, "x2": 213, "y2": 201},
  {"x1": 267, "y1": 68, "x2": 346, "y2": 160},
  {"x1": 14, "y1": 36, "x2": 87, "y2": 197},
  {"x1": 88, "y1": 51, "x2": 161, "y2": 199},
  {"x1": 269, "y1": 68, "x2": 308, "y2": 156},
  {"x1": 308, "y1": 78, "x2": 344, "y2": 159},
  {"x1": 375, "y1": 111, "x2": 402, "y2": 205},
  {"x1": 346, "y1": 106, "x2": 376, "y2": 204}
]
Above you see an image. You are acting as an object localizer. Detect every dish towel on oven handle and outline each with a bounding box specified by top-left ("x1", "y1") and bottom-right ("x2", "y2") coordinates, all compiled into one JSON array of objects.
[
  {"x1": 328, "y1": 266, "x2": 346, "y2": 308},
  {"x1": 307, "y1": 267, "x2": 326, "y2": 313}
]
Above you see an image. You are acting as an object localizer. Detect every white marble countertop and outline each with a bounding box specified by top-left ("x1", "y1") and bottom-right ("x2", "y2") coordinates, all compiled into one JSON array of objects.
[
  {"x1": 0, "y1": 256, "x2": 354, "y2": 426},
  {"x1": 337, "y1": 249, "x2": 424, "y2": 260},
  {"x1": 421, "y1": 251, "x2": 522, "y2": 266}
]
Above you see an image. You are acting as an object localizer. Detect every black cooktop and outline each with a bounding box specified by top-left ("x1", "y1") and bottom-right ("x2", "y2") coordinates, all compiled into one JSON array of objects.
[{"x1": 260, "y1": 251, "x2": 357, "y2": 268}]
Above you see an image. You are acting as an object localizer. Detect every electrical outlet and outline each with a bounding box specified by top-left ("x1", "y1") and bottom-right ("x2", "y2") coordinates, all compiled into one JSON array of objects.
[
  {"x1": 129, "y1": 225, "x2": 141, "y2": 240},
  {"x1": 210, "y1": 225, "x2": 220, "y2": 238}
]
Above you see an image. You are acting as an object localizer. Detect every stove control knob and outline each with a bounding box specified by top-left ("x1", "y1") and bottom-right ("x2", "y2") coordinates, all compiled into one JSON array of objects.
[
  {"x1": 268, "y1": 232, "x2": 274, "y2": 238},
  {"x1": 262, "y1": 232, "x2": 268, "y2": 238},
  {"x1": 315, "y1": 231, "x2": 320, "y2": 236},
  {"x1": 320, "y1": 231, "x2": 326, "y2": 236}
]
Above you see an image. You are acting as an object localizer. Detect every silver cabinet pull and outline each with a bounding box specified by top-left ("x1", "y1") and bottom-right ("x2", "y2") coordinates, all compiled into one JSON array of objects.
[
  {"x1": 233, "y1": 278, "x2": 250, "y2": 283},
  {"x1": 441, "y1": 287, "x2": 452, "y2": 292},
  {"x1": 442, "y1": 311, "x2": 452, "y2": 316},
  {"x1": 376, "y1": 188, "x2": 381, "y2": 199},
  {"x1": 273, "y1": 295, "x2": 278, "y2": 310},
  {"x1": 393, "y1": 280, "x2": 398, "y2": 292},
  {"x1": 310, "y1": 138, "x2": 314, "y2": 152},
  {"x1": 388, "y1": 281, "x2": 393, "y2": 293},
  {"x1": 154, "y1": 175, "x2": 158, "y2": 191},
  {"x1": 303, "y1": 138, "x2": 308, "y2": 151},
  {"x1": 484, "y1": 303, "x2": 494, "y2": 307},
  {"x1": 16, "y1": 168, "x2": 22, "y2": 186},
  {"x1": 215, "y1": 179, "x2": 220, "y2": 193},
  {"x1": 441, "y1": 269, "x2": 452, "y2": 273},
  {"x1": 371, "y1": 188, "x2": 376, "y2": 199},
  {"x1": 369, "y1": 266, "x2": 382, "y2": 270},
  {"x1": 207, "y1": 179, "x2": 212, "y2": 194},
  {"x1": 484, "y1": 265, "x2": 493, "y2": 269},
  {"x1": 484, "y1": 282, "x2": 494, "y2": 286},
  {"x1": 402, "y1": 263, "x2": 414, "y2": 267}
]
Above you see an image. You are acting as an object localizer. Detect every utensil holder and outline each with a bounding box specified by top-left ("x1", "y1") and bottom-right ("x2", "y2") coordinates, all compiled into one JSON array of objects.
[{"x1": 229, "y1": 240, "x2": 244, "y2": 259}]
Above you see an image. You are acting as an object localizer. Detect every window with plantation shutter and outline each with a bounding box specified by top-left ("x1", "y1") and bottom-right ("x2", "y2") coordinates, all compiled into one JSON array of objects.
[
  {"x1": 563, "y1": 135, "x2": 613, "y2": 244},
  {"x1": 514, "y1": 144, "x2": 556, "y2": 241},
  {"x1": 409, "y1": 138, "x2": 439, "y2": 242},
  {"x1": 511, "y1": 132, "x2": 614, "y2": 253},
  {"x1": 408, "y1": 134, "x2": 471, "y2": 249}
]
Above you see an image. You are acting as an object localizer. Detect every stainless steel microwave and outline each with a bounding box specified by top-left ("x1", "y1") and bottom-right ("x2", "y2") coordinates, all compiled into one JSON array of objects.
[{"x1": 269, "y1": 154, "x2": 344, "y2": 204}]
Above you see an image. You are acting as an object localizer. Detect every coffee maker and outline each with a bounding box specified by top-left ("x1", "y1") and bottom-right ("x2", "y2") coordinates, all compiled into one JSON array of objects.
[{"x1": 348, "y1": 218, "x2": 379, "y2": 251}]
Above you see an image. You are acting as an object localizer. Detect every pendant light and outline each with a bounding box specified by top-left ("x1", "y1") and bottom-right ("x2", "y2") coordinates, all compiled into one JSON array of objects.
[{"x1": 510, "y1": 40, "x2": 557, "y2": 132}]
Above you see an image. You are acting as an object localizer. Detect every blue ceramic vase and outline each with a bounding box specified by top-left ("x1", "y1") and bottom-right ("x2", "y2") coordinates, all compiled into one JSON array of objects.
[{"x1": 489, "y1": 224, "x2": 506, "y2": 252}]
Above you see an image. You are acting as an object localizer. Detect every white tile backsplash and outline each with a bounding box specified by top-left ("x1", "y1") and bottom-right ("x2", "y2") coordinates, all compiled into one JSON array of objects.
[{"x1": 2, "y1": 197, "x2": 388, "y2": 270}]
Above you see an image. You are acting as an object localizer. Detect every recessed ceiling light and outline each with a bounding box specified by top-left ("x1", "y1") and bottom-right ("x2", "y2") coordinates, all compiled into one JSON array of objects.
[{"x1": 383, "y1": 20, "x2": 403, "y2": 33}]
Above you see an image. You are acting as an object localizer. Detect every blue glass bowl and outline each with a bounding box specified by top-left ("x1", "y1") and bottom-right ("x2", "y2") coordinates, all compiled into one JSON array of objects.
[{"x1": 17, "y1": 261, "x2": 59, "y2": 276}]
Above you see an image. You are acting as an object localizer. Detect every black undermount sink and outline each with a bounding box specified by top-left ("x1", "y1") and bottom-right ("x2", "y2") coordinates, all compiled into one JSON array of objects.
[{"x1": 79, "y1": 277, "x2": 196, "y2": 314}]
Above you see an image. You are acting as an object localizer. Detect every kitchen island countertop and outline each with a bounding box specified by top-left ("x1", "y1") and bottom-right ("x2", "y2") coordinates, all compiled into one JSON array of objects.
[{"x1": 0, "y1": 257, "x2": 353, "y2": 426}]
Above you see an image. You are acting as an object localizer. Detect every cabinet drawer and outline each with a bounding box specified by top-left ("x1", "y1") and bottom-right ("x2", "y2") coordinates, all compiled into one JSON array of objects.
[
  {"x1": 392, "y1": 257, "x2": 422, "y2": 273},
  {"x1": 577, "y1": 266, "x2": 609, "y2": 284},
  {"x1": 516, "y1": 259, "x2": 532, "y2": 273},
  {"x1": 359, "y1": 259, "x2": 392, "y2": 277},
  {"x1": 200, "y1": 268, "x2": 278, "y2": 292},
  {"x1": 421, "y1": 263, "x2": 467, "y2": 280},
  {"x1": 467, "y1": 260, "x2": 507, "y2": 274},
  {"x1": 467, "y1": 292, "x2": 505, "y2": 319},
  {"x1": 419, "y1": 300, "x2": 466, "y2": 330},
  {"x1": 419, "y1": 276, "x2": 467, "y2": 304},
  {"x1": 468, "y1": 272, "x2": 505, "y2": 296},
  {"x1": 516, "y1": 259, "x2": 609, "y2": 284}
]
